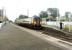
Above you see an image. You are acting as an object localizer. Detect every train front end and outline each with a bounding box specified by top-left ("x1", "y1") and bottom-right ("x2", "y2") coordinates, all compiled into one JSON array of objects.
[{"x1": 32, "y1": 16, "x2": 42, "y2": 29}]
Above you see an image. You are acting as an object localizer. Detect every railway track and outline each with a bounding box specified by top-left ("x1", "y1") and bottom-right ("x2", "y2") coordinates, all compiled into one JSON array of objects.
[{"x1": 16, "y1": 23, "x2": 72, "y2": 43}]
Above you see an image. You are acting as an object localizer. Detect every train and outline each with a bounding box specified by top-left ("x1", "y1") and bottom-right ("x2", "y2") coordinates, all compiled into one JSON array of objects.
[{"x1": 15, "y1": 16, "x2": 42, "y2": 29}]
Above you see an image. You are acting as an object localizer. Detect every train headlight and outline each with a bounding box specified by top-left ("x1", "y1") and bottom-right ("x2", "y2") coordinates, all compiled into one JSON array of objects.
[{"x1": 34, "y1": 22, "x2": 36, "y2": 24}]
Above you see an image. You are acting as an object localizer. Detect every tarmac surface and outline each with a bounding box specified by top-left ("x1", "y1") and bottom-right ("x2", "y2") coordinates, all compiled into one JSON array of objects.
[{"x1": 0, "y1": 23, "x2": 63, "y2": 50}]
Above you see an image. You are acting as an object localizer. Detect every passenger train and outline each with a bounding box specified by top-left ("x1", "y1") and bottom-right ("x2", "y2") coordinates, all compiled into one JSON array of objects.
[{"x1": 15, "y1": 16, "x2": 42, "y2": 29}]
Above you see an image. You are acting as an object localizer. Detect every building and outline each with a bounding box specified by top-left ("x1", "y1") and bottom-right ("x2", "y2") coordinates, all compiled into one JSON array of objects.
[{"x1": 0, "y1": 9, "x2": 5, "y2": 22}]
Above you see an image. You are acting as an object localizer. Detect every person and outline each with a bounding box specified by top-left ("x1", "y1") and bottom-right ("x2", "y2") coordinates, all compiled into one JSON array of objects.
[{"x1": 60, "y1": 22, "x2": 63, "y2": 29}]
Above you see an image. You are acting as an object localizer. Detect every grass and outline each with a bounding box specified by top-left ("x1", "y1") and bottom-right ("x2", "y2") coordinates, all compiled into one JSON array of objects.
[{"x1": 64, "y1": 25, "x2": 72, "y2": 31}]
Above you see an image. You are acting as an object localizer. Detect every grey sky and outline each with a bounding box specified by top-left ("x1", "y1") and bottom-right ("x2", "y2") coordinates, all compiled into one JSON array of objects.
[{"x1": 0, "y1": 0, "x2": 72, "y2": 21}]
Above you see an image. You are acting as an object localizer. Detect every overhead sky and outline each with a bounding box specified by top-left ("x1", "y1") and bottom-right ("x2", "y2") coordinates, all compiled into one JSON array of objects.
[{"x1": 0, "y1": 0, "x2": 72, "y2": 21}]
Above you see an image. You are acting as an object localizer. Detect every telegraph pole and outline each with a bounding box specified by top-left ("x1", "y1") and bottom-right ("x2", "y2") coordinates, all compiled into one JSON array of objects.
[{"x1": 27, "y1": 9, "x2": 29, "y2": 17}]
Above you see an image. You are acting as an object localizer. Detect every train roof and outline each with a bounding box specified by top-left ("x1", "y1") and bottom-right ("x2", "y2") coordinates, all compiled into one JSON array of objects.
[{"x1": 33, "y1": 15, "x2": 40, "y2": 19}]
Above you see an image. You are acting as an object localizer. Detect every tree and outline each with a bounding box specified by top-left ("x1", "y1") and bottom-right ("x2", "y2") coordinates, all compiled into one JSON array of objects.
[
  {"x1": 19, "y1": 14, "x2": 28, "y2": 19},
  {"x1": 64, "y1": 12, "x2": 71, "y2": 21},
  {"x1": 65, "y1": 12, "x2": 71, "y2": 18},
  {"x1": 39, "y1": 11, "x2": 48, "y2": 18},
  {"x1": 47, "y1": 8, "x2": 60, "y2": 19}
]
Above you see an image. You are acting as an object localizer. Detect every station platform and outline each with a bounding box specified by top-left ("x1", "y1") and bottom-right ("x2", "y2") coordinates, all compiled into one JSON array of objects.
[{"x1": 0, "y1": 23, "x2": 72, "y2": 50}]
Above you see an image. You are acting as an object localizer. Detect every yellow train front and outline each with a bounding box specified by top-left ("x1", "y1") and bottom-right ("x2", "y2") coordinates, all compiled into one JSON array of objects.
[
  {"x1": 31, "y1": 17, "x2": 42, "y2": 29},
  {"x1": 15, "y1": 16, "x2": 42, "y2": 29}
]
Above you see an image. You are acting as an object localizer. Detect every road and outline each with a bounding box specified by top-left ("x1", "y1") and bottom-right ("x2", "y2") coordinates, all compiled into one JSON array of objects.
[{"x1": 0, "y1": 23, "x2": 64, "y2": 50}]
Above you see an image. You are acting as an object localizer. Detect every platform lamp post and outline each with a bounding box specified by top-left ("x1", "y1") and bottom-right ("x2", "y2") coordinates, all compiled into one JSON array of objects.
[
  {"x1": 56, "y1": 10, "x2": 58, "y2": 26},
  {"x1": 68, "y1": 14, "x2": 71, "y2": 32},
  {"x1": 56, "y1": 9, "x2": 59, "y2": 27}
]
